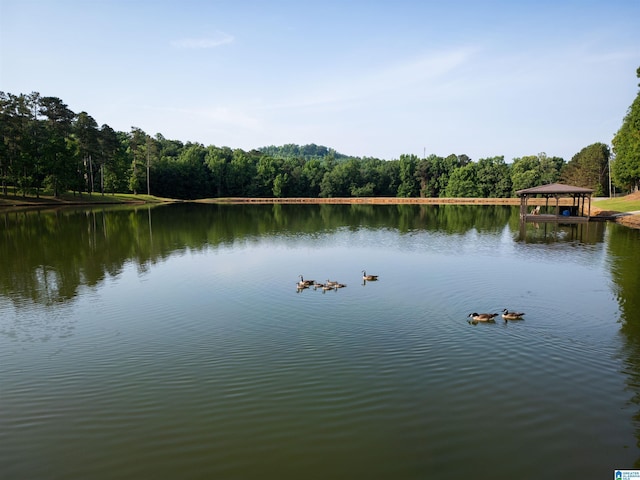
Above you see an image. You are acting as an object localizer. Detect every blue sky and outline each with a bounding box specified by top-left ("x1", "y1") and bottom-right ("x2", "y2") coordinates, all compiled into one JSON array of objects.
[{"x1": 1, "y1": 0, "x2": 639, "y2": 162}]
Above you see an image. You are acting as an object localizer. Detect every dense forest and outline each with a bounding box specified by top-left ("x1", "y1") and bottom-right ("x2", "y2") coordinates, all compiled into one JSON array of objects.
[{"x1": 2, "y1": 75, "x2": 639, "y2": 201}]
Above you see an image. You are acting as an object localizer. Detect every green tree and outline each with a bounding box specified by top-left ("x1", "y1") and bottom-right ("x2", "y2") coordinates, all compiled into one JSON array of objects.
[
  {"x1": 560, "y1": 143, "x2": 610, "y2": 195},
  {"x1": 320, "y1": 159, "x2": 360, "y2": 197},
  {"x1": 612, "y1": 67, "x2": 640, "y2": 192},
  {"x1": 98, "y1": 124, "x2": 123, "y2": 194},
  {"x1": 1, "y1": 92, "x2": 40, "y2": 197},
  {"x1": 510, "y1": 153, "x2": 564, "y2": 194},
  {"x1": 273, "y1": 172, "x2": 288, "y2": 197},
  {"x1": 358, "y1": 157, "x2": 386, "y2": 196},
  {"x1": 205, "y1": 146, "x2": 233, "y2": 197},
  {"x1": 144, "y1": 134, "x2": 160, "y2": 195},
  {"x1": 254, "y1": 155, "x2": 278, "y2": 197},
  {"x1": 127, "y1": 127, "x2": 147, "y2": 195},
  {"x1": 538, "y1": 153, "x2": 564, "y2": 185},
  {"x1": 397, "y1": 154, "x2": 419, "y2": 197},
  {"x1": 227, "y1": 149, "x2": 257, "y2": 196},
  {"x1": 415, "y1": 154, "x2": 469, "y2": 198},
  {"x1": 74, "y1": 112, "x2": 100, "y2": 194},
  {"x1": 416, "y1": 154, "x2": 440, "y2": 197},
  {"x1": 476, "y1": 156, "x2": 511, "y2": 197},
  {"x1": 0, "y1": 92, "x2": 9, "y2": 194},
  {"x1": 445, "y1": 162, "x2": 480, "y2": 197},
  {"x1": 301, "y1": 158, "x2": 327, "y2": 197},
  {"x1": 39, "y1": 96, "x2": 75, "y2": 197},
  {"x1": 101, "y1": 131, "x2": 131, "y2": 194},
  {"x1": 377, "y1": 159, "x2": 400, "y2": 196},
  {"x1": 510, "y1": 156, "x2": 540, "y2": 193},
  {"x1": 180, "y1": 143, "x2": 210, "y2": 198}
]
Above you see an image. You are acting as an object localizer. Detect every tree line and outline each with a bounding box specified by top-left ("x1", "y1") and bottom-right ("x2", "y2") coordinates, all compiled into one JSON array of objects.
[{"x1": 2, "y1": 74, "x2": 639, "y2": 200}]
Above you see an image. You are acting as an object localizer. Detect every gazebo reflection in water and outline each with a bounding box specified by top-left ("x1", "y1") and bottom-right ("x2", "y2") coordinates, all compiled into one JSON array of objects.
[{"x1": 515, "y1": 183, "x2": 605, "y2": 243}]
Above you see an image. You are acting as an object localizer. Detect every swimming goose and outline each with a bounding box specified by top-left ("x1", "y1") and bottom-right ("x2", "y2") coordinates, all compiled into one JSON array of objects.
[
  {"x1": 468, "y1": 312, "x2": 498, "y2": 322},
  {"x1": 502, "y1": 309, "x2": 525, "y2": 320},
  {"x1": 298, "y1": 275, "x2": 315, "y2": 287},
  {"x1": 362, "y1": 270, "x2": 379, "y2": 281}
]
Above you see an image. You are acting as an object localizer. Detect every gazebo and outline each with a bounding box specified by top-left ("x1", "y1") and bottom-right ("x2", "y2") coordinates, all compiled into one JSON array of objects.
[{"x1": 516, "y1": 183, "x2": 594, "y2": 222}]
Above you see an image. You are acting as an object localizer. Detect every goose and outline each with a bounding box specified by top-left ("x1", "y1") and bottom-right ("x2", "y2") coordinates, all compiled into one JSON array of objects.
[
  {"x1": 502, "y1": 309, "x2": 525, "y2": 320},
  {"x1": 326, "y1": 279, "x2": 339, "y2": 286},
  {"x1": 468, "y1": 312, "x2": 498, "y2": 322},
  {"x1": 362, "y1": 270, "x2": 379, "y2": 281},
  {"x1": 298, "y1": 275, "x2": 315, "y2": 287}
]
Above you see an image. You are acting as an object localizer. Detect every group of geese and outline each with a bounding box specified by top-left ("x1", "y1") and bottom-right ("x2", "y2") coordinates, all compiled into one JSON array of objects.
[
  {"x1": 296, "y1": 271, "x2": 378, "y2": 293},
  {"x1": 296, "y1": 275, "x2": 524, "y2": 324},
  {"x1": 468, "y1": 309, "x2": 526, "y2": 324}
]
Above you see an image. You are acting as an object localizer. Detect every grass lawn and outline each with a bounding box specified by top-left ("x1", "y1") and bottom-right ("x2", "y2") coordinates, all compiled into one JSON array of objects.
[
  {"x1": 0, "y1": 190, "x2": 174, "y2": 207},
  {"x1": 594, "y1": 194, "x2": 640, "y2": 213}
]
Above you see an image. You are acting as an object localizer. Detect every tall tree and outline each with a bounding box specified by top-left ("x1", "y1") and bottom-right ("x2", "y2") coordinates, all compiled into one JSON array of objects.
[
  {"x1": 255, "y1": 155, "x2": 280, "y2": 196},
  {"x1": 612, "y1": 66, "x2": 640, "y2": 192},
  {"x1": 319, "y1": 158, "x2": 360, "y2": 197},
  {"x1": 74, "y1": 112, "x2": 100, "y2": 194},
  {"x1": 422, "y1": 154, "x2": 469, "y2": 198},
  {"x1": 97, "y1": 124, "x2": 122, "y2": 194},
  {"x1": 205, "y1": 146, "x2": 233, "y2": 197},
  {"x1": 301, "y1": 158, "x2": 327, "y2": 197},
  {"x1": 226, "y1": 149, "x2": 257, "y2": 196},
  {"x1": 538, "y1": 153, "x2": 564, "y2": 185},
  {"x1": 445, "y1": 162, "x2": 480, "y2": 197},
  {"x1": 560, "y1": 143, "x2": 610, "y2": 195},
  {"x1": 397, "y1": 154, "x2": 419, "y2": 197},
  {"x1": 475, "y1": 156, "x2": 511, "y2": 197},
  {"x1": 127, "y1": 127, "x2": 147, "y2": 195},
  {"x1": 0, "y1": 93, "x2": 31, "y2": 194},
  {"x1": 39, "y1": 96, "x2": 75, "y2": 197},
  {"x1": 0, "y1": 92, "x2": 9, "y2": 194},
  {"x1": 510, "y1": 153, "x2": 564, "y2": 194},
  {"x1": 174, "y1": 143, "x2": 209, "y2": 199},
  {"x1": 144, "y1": 134, "x2": 160, "y2": 195}
]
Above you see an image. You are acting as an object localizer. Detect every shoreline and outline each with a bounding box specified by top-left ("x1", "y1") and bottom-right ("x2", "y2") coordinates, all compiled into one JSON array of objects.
[{"x1": 2, "y1": 195, "x2": 639, "y2": 229}]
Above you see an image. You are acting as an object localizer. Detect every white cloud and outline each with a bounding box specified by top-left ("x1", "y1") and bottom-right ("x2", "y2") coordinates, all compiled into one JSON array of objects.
[
  {"x1": 259, "y1": 45, "x2": 480, "y2": 113},
  {"x1": 171, "y1": 33, "x2": 234, "y2": 49}
]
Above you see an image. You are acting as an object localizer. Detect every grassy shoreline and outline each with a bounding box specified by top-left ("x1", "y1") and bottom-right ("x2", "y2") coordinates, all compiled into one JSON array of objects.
[{"x1": 2, "y1": 192, "x2": 640, "y2": 228}]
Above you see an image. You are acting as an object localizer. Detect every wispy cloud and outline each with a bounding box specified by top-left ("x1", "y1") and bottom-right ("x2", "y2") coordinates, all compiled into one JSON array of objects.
[
  {"x1": 263, "y1": 45, "x2": 480, "y2": 112},
  {"x1": 171, "y1": 33, "x2": 234, "y2": 49}
]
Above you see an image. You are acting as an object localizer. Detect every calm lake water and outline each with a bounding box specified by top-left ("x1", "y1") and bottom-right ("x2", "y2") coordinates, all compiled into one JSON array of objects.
[{"x1": 1, "y1": 203, "x2": 640, "y2": 479}]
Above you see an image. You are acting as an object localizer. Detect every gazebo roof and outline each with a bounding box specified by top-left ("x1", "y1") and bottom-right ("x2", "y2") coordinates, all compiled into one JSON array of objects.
[{"x1": 516, "y1": 183, "x2": 594, "y2": 196}]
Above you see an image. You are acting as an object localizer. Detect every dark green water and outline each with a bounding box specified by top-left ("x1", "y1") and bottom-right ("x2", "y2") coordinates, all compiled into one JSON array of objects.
[{"x1": 1, "y1": 203, "x2": 639, "y2": 479}]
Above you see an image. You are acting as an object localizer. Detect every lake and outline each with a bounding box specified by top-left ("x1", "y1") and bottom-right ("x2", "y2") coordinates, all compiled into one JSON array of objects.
[{"x1": 1, "y1": 203, "x2": 639, "y2": 479}]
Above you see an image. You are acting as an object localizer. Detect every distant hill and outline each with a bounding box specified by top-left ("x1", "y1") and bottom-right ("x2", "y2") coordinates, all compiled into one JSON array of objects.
[{"x1": 258, "y1": 143, "x2": 350, "y2": 160}]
